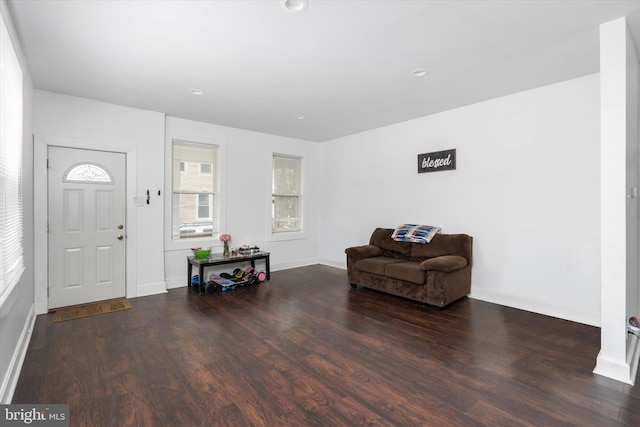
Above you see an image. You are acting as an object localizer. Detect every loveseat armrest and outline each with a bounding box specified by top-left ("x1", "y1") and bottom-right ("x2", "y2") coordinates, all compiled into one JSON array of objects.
[
  {"x1": 345, "y1": 245, "x2": 383, "y2": 259},
  {"x1": 419, "y1": 255, "x2": 468, "y2": 272}
]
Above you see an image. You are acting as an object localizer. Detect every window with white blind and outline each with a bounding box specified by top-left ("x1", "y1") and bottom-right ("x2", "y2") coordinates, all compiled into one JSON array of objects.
[
  {"x1": 0, "y1": 13, "x2": 24, "y2": 301},
  {"x1": 272, "y1": 154, "x2": 302, "y2": 233},
  {"x1": 172, "y1": 141, "x2": 218, "y2": 239}
]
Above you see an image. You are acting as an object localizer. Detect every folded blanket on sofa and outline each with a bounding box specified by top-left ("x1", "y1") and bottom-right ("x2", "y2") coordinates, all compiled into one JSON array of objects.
[{"x1": 391, "y1": 224, "x2": 441, "y2": 244}]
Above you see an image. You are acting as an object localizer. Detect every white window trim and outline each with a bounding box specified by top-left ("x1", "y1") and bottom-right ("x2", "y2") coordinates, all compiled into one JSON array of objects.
[
  {"x1": 171, "y1": 140, "x2": 218, "y2": 241},
  {"x1": 267, "y1": 152, "x2": 307, "y2": 242},
  {"x1": 164, "y1": 130, "x2": 227, "y2": 252},
  {"x1": 0, "y1": 11, "x2": 24, "y2": 306}
]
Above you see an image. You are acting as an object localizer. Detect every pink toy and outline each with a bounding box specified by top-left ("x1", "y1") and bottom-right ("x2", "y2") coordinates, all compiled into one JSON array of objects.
[{"x1": 246, "y1": 267, "x2": 267, "y2": 282}]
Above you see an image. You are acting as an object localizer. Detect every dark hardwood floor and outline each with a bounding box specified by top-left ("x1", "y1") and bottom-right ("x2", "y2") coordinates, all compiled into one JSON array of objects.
[{"x1": 12, "y1": 265, "x2": 640, "y2": 426}]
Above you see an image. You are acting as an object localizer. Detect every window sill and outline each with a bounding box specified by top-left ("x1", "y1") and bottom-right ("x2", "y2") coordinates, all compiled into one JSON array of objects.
[
  {"x1": 267, "y1": 230, "x2": 306, "y2": 242},
  {"x1": 166, "y1": 237, "x2": 224, "y2": 252}
]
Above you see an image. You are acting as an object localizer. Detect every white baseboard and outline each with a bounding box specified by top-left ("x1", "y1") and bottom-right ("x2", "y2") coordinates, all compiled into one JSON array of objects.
[
  {"x1": 271, "y1": 257, "x2": 321, "y2": 271},
  {"x1": 166, "y1": 277, "x2": 186, "y2": 290},
  {"x1": 469, "y1": 288, "x2": 600, "y2": 327},
  {"x1": 135, "y1": 281, "x2": 168, "y2": 298},
  {"x1": 594, "y1": 350, "x2": 634, "y2": 385},
  {"x1": 318, "y1": 258, "x2": 346, "y2": 270},
  {"x1": 1, "y1": 303, "x2": 36, "y2": 404}
]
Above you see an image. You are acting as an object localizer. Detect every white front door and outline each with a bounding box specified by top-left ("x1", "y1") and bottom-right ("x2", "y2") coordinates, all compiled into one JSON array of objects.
[{"x1": 48, "y1": 146, "x2": 126, "y2": 309}]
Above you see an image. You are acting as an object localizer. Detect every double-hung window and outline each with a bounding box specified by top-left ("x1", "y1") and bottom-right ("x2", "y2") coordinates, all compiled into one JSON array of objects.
[
  {"x1": 272, "y1": 154, "x2": 302, "y2": 233},
  {"x1": 0, "y1": 13, "x2": 24, "y2": 300},
  {"x1": 172, "y1": 141, "x2": 218, "y2": 239}
]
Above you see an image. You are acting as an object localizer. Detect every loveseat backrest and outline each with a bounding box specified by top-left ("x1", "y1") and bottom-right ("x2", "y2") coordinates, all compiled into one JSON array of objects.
[
  {"x1": 369, "y1": 227, "x2": 472, "y2": 262},
  {"x1": 410, "y1": 233, "x2": 472, "y2": 262},
  {"x1": 369, "y1": 228, "x2": 412, "y2": 258}
]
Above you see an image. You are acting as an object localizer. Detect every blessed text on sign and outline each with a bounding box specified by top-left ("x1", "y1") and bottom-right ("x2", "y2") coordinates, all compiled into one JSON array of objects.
[{"x1": 417, "y1": 149, "x2": 456, "y2": 173}]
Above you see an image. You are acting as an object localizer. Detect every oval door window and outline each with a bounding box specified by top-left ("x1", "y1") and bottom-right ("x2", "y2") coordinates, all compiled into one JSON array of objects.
[{"x1": 63, "y1": 162, "x2": 113, "y2": 184}]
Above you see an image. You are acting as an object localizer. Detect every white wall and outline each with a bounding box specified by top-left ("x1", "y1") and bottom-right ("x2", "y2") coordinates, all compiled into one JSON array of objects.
[
  {"x1": 164, "y1": 117, "x2": 321, "y2": 287},
  {"x1": 0, "y1": 0, "x2": 35, "y2": 403},
  {"x1": 32, "y1": 91, "x2": 323, "y2": 303},
  {"x1": 319, "y1": 73, "x2": 601, "y2": 326},
  {"x1": 33, "y1": 90, "x2": 167, "y2": 310},
  {"x1": 595, "y1": 17, "x2": 640, "y2": 385}
]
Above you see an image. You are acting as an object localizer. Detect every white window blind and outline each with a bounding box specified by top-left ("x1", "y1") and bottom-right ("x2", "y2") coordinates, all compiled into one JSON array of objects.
[{"x1": 0, "y1": 14, "x2": 24, "y2": 300}]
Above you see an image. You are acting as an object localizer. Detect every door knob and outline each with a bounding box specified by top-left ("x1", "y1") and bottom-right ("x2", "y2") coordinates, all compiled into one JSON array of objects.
[
  {"x1": 117, "y1": 234, "x2": 124, "y2": 240},
  {"x1": 117, "y1": 224, "x2": 124, "y2": 229}
]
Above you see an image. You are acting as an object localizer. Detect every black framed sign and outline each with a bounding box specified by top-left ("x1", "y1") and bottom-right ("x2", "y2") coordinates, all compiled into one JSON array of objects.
[{"x1": 417, "y1": 149, "x2": 456, "y2": 173}]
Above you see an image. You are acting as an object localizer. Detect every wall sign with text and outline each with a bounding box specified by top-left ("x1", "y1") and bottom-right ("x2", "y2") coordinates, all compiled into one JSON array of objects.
[{"x1": 417, "y1": 149, "x2": 456, "y2": 173}]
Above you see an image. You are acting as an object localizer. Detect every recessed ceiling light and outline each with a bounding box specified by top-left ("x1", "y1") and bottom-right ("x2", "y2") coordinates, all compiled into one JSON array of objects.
[
  {"x1": 411, "y1": 68, "x2": 429, "y2": 78},
  {"x1": 294, "y1": 114, "x2": 305, "y2": 120},
  {"x1": 281, "y1": 0, "x2": 309, "y2": 13},
  {"x1": 188, "y1": 88, "x2": 204, "y2": 95}
]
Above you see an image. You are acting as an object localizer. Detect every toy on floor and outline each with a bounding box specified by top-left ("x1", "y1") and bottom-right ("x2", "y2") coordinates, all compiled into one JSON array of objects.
[
  {"x1": 209, "y1": 273, "x2": 239, "y2": 292},
  {"x1": 245, "y1": 267, "x2": 267, "y2": 282},
  {"x1": 219, "y1": 268, "x2": 258, "y2": 288},
  {"x1": 191, "y1": 275, "x2": 217, "y2": 294},
  {"x1": 220, "y1": 268, "x2": 258, "y2": 285}
]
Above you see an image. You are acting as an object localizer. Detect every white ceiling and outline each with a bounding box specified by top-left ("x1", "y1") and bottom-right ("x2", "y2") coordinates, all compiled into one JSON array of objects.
[{"x1": 8, "y1": 0, "x2": 640, "y2": 142}]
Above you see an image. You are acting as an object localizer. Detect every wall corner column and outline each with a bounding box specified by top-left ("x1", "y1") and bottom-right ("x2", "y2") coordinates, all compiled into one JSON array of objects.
[{"x1": 595, "y1": 16, "x2": 640, "y2": 385}]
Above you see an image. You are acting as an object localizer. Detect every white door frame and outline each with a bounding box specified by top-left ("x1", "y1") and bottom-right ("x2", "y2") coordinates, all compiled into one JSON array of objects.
[
  {"x1": 47, "y1": 146, "x2": 127, "y2": 308},
  {"x1": 34, "y1": 135, "x2": 138, "y2": 314}
]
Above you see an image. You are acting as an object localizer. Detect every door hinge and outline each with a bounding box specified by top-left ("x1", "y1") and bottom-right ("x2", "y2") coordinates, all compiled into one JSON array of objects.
[{"x1": 46, "y1": 158, "x2": 49, "y2": 168}]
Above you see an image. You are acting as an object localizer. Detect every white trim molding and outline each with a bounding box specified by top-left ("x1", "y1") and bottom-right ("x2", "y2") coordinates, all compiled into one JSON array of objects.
[
  {"x1": 0, "y1": 303, "x2": 36, "y2": 403},
  {"x1": 33, "y1": 135, "x2": 139, "y2": 313},
  {"x1": 594, "y1": 350, "x2": 635, "y2": 385},
  {"x1": 136, "y1": 281, "x2": 168, "y2": 298},
  {"x1": 469, "y1": 288, "x2": 600, "y2": 327}
]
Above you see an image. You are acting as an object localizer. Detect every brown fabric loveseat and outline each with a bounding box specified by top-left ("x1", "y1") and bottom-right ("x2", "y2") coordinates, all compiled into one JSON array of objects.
[{"x1": 345, "y1": 228, "x2": 473, "y2": 308}]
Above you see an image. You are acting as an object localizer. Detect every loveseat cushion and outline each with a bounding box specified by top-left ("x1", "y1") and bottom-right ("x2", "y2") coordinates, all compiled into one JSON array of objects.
[
  {"x1": 419, "y1": 255, "x2": 467, "y2": 272},
  {"x1": 356, "y1": 257, "x2": 405, "y2": 276},
  {"x1": 385, "y1": 261, "x2": 426, "y2": 285},
  {"x1": 369, "y1": 228, "x2": 412, "y2": 257}
]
